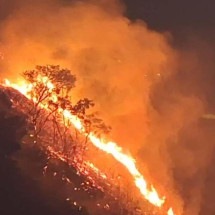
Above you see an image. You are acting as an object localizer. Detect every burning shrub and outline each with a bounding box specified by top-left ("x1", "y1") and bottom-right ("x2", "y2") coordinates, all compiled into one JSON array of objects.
[{"x1": 22, "y1": 65, "x2": 111, "y2": 161}]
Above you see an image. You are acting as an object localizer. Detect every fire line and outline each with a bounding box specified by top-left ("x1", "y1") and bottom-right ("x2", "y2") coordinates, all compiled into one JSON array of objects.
[{"x1": 3, "y1": 78, "x2": 175, "y2": 215}]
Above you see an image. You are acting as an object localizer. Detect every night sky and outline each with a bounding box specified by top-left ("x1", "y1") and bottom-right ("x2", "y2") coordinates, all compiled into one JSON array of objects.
[
  {"x1": 1, "y1": 0, "x2": 215, "y2": 36},
  {"x1": 125, "y1": 0, "x2": 215, "y2": 31},
  {"x1": 124, "y1": 0, "x2": 215, "y2": 48}
]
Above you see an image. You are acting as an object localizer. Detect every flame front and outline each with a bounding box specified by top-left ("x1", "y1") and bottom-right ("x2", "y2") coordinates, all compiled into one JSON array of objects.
[
  {"x1": 168, "y1": 208, "x2": 174, "y2": 215},
  {"x1": 4, "y1": 78, "x2": 175, "y2": 215}
]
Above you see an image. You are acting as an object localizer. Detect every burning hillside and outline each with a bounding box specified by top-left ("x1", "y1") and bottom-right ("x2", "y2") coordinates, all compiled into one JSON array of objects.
[
  {"x1": 2, "y1": 1, "x2": 215, "y2": 215},
  {"x1": 1, "y1": 65, "x2": 175, "y2": 215}
]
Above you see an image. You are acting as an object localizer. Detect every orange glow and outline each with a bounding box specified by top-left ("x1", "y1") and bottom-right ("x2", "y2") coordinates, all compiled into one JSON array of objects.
[
  {"x1": 3, "y1": 77, "x2": 175, "y2": 215},
  {"x1": 168, "y1": 208, "x2": 174, "y2": 215}
]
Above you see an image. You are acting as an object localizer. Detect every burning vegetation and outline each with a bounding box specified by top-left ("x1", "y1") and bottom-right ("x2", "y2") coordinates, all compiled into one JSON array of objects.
[
  {"x1": 2, "y1": 65, "x2": 175, "y2": 215},
  {"x1": 1, "y1": 1, "x2": 214, "y2": 215}
]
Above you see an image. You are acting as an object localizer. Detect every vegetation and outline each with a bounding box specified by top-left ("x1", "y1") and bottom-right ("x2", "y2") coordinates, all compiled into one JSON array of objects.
[{"x1": 23, "y1": 65, "x2": 111, "y2": 161}]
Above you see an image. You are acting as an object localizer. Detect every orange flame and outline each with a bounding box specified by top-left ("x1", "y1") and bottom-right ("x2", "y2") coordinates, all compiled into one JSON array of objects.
[
  {"x1": 3, "y1": 78, "x2": 175, "y2": 215},
  {"x1": 168, "y1": 208, "x2": 174, "y2": 215}
]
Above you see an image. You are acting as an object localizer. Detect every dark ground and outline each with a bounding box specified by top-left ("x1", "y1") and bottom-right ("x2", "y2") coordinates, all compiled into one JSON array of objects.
[
  {"x1": 0, "y1": 89, "x2": 90, "y2": 215},
  {"x1": 0, "y1": 156, "x2": 87, "y2": 215},
  {"x1": 0, "y1": 87, "x2": 137, "y2": 215}
]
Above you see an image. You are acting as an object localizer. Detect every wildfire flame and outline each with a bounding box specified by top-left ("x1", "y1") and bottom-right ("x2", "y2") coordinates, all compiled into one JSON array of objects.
[
  {"x1": 3, "y1": 78, "x2": 175, "y2": 215},
  {"x1": 168, "y1": 208, "x2": 174, "y2": 215}
]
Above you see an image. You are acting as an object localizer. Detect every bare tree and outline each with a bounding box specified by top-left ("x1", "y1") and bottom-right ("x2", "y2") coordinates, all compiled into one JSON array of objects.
[{"x1": 23, "y1": 65, "x2": 110, "y2": 162}]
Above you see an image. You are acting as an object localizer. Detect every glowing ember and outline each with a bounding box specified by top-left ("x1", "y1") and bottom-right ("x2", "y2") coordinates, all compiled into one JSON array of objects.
[
  {"x1": 85, "y1": 161, "x2": 107, "y2": 179},
  {"x1": 3, "y1": 78, "x2": 175, "y2": 215}
]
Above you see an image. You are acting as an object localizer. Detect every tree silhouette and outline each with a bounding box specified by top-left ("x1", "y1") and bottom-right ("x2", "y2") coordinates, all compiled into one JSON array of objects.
[{"x1": 23, "y1": 65, "x2": 111, "y2": 162}]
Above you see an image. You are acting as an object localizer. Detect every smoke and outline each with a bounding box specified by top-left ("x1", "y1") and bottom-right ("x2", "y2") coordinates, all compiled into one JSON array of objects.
[
  {"x1": 0, "y1": 0, "x2": 214, "y2": 214},
  {"x1": 146, "y1": 35, "x2": 215, "y2": 215},
  {"x1": 0, "y1": 0, "x2": 176, "y2": 147}
]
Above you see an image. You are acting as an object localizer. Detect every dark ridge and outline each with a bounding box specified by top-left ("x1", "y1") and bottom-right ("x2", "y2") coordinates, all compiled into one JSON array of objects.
[{"x1": 0, "y1": 87, "x2": 89, "y2": 215}]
